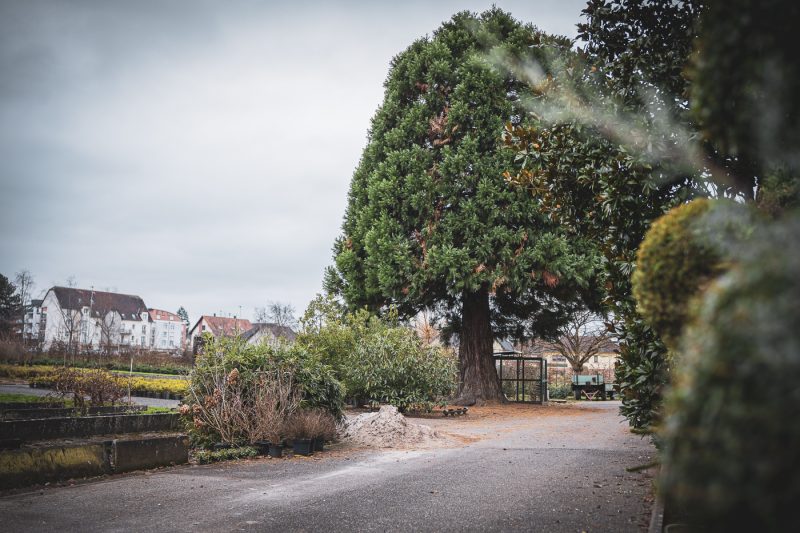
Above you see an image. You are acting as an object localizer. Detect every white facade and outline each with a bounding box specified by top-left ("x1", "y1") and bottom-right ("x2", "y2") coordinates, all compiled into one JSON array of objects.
[
  {"x1": 22, "y1": 299, "x2": 44, "y2": 344},
  {"x1": 39, "y1": 287, "x2": 151, "y2": 352},
  {"x1": 148, "y1": 309, "x2": 186, "y2": 351}
]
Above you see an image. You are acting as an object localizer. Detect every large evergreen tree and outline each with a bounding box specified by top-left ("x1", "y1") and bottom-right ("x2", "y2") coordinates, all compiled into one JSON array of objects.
[
  {"x1": 328, "y1": 9, "x2": 601, "y2": 404},
  {"x1": 0, "y1": 274, "x2": 21, "y2": 338}
]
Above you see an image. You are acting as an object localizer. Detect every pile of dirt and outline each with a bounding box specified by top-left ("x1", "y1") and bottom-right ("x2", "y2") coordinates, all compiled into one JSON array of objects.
[{"x1": 341, "y1": 405, "x2": 445, "y2": 448}]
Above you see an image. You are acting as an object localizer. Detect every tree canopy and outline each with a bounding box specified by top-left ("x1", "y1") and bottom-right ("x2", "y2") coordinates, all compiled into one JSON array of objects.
[
  {"x1": 503, "y1": 0, "x2": 706, "y2": 427},
  {"x1": 0, "y1": 274, "x2": 21, "y2": 338},
  {"x1": 328, "y1": 8, "x2": 602, "y2": 403}
]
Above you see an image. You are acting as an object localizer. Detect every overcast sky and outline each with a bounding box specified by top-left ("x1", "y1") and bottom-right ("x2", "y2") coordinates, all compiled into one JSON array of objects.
[{"x1": 0, "y1": 0, "x2": 587, "y2": 324}]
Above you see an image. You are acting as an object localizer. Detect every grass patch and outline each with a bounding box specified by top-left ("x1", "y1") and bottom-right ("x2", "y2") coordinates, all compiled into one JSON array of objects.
[
  {"x1": 0, "y1": 392, "x2": 56, "y2": 403},
  {"x1": 142, "y1": 406, "x2": 176, "y2": 414}
]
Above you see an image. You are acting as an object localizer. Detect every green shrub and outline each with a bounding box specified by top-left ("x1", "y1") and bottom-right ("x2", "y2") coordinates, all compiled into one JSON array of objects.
[
  {"x1": 0, "y1": 364, "x2": 55, "y2": 380},
  {"x1": 547, "y1": 383, "x2": 572, "y2": 399},
  {"x1": 614, "y1": 315, "x2": 669, "y2": 430},
  {"x1": 46, "y1": 367, "x2": 126, "y2": 407},
  {"x1": 194, "y1": 446, "x2": 258, "y2": 464},
  {"x1": 300, "y1": 302, "x2": 458, "y2": 412},
  {"x1": 660, "y1": 219, "x2": 800, "y2": 531},
  {"x1": 183, "y1": 335, "x2": 344, "y2": 447},
  {"x1": 343, "y1": 315, "x2": 457, "y2": 412},
  {"x1": 632, "y1": 199, "x2": 752, "y2": 349},
  {"x1": 25, "y1": 365, "x2": 189, "y2": 398}
]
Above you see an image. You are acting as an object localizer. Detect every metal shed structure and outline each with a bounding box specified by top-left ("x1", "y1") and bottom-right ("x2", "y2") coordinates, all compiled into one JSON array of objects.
[{"x1": 494, "y1": 351, "x2": 548, "y2": 404}]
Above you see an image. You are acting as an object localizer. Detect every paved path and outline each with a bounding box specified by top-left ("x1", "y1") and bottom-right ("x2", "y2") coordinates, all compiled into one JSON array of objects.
[
  {"x1": 1, "y1": 402, "x2": 654, "y2": 532},
  {"x1": 0, "y1": 383, "x2": 180, "y2": 408}
]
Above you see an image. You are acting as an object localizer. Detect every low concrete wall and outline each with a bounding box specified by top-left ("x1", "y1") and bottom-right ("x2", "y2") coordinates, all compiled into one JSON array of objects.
[
  {"x1": 0, "y1": 413, "x2": 180, "y2": 442},
  {"x1": 0, "y1": 442, "x2": 111, "y2": 490},
  {"x1": 113, "y1": 435, "x2": 189, "y2": 473},
  {"x1": 0, "y1": 434, "x2": 189, "y2": 489},
  {"x1": 1, "y1": 408, "x2": 75, "y2": 420},
  {"x1": 0, "y1": 401, "x2": 65, "y2": 410}
]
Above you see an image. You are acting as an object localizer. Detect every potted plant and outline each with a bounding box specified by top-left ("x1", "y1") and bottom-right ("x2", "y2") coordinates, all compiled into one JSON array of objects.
[
  {"x1": 306, "y1": 408, "x2": 337, "y2": 452},
  {"x1": 288, "y1": 410, "x2": 315, "y2": 456},
  {"x1": 268, "y1": 441, "x2": 284, "y2": 458},
  {"x1": 264, "y1": 419, "x2": 285, "y2": 458},
  {"x1": 252, "y1": 440, "x2": 271, "y2": 455}
]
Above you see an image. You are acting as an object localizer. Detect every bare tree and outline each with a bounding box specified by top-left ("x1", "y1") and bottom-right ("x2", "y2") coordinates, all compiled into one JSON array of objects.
[
  {"x1": 550, "y1": 310, "x2": 612, "y2": 373},
  {"x1": 14, "y1": 270, "x2": 35, "y2": 344},
  {"x1": 56, "y1": 302, "x2": 82, "y2": 361},
  {"x1": 254, "y1": 301, "x2": 298, "y2": 330},
  {"x1": 95, "y1": 306, "x2": 121, "y2": 356}
]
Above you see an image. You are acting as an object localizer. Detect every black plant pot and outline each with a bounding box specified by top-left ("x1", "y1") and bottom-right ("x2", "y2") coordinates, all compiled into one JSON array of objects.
[
  {"x1": 268, "y1": 444, "x2": 284, "y2": 458},
  {"x1": 293, "y1": 438, "x2": 313, "y2": 456},
  {"x1": 254, "y1": 441, "x2": 271, "y2": 455},
  {"x1": 313, "y1": 438, "x2": 324, "y2": 452}
]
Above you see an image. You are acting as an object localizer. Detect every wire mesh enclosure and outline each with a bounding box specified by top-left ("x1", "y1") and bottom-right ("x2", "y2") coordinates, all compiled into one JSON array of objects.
[{"x1": 494, "y1": 353, "x2": 547, "y2": 404}]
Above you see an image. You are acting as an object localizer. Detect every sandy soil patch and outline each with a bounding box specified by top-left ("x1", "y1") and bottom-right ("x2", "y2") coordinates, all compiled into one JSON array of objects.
[{"x1": 341, "y1": 405, "x2": 462, "y2": 449}]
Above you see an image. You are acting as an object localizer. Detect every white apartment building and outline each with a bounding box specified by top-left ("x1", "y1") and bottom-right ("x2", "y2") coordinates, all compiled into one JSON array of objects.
[
  {"x1": 39, "y1": 287, "x2": 150, "y2": 351},
  {"x1": 148, "y1": 308, "x2": 186, "y2": 352}
]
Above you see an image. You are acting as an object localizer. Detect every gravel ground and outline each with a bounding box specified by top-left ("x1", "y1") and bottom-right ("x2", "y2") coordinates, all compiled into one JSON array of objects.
[{"x1": 0, "y1": 400, "x2": 654, "y2": 532}]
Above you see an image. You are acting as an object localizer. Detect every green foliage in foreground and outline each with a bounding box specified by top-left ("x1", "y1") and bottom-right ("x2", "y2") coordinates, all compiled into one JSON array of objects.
[
  {"x1": 632, "y1": 199, "x2": 753, "y2": 349},
  {"x1": 299, "y1": 296, "x2": 457, "y2": 411},
  {"x1": 691, "y1": 0, "x2": 800, "y2": 192},
  {"x1": 660, "y1": 219, "x2": 800, "y2": 531},
  {"x1": 506, "y1": 0, "x2": 703, "y2": 428}
]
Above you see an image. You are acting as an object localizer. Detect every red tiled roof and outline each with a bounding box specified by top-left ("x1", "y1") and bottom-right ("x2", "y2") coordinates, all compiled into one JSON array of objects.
[
  {"x1": 148, "y1": 308, "x2": 181, "y2": 322},
  {"x1": 196, "y1": 315, "x2": 253, "y2": 337}
]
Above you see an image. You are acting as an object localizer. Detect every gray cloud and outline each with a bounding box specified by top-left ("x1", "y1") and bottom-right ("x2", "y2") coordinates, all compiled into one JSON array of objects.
[{"x1": 0, "y1": 0, "x2": 587, "y2": 323}]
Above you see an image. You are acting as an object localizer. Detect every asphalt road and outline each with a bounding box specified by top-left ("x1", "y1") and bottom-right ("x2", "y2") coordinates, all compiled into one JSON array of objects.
[{"x1": 1, "y1": 402, "x2": 655, "y2": 532}]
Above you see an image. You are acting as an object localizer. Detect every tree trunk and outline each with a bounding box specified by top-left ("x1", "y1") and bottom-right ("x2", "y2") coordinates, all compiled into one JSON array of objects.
[{"x1": 454, "y1": 285, "x2": 505, "y2": 405}]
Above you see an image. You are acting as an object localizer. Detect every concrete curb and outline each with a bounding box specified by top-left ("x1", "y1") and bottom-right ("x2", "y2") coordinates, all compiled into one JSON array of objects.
[
  {"x1": 113, "y1": 435, "x2": 189, "y2": 473},
  {"x1": 649, "y1": 495, "x2": 665, "y2": 533},
  {"x1": 0, "y1": 442, "x2": 111, "y2": 489},
  {"x1": 0, "y1": 435, "x2": 189, "y2": 489}
]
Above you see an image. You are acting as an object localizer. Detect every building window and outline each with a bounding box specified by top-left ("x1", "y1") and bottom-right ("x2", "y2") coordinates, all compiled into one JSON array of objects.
[{"x1": 593, "y1": 355, "x2": 599, "y2": 363}]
